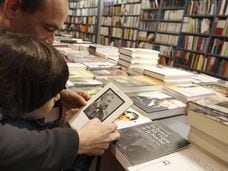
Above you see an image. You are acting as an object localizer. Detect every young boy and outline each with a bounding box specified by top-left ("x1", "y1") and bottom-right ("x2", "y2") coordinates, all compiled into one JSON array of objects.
[{"x1": 0, "y1": 32, "x2": 95, "y2": 171}]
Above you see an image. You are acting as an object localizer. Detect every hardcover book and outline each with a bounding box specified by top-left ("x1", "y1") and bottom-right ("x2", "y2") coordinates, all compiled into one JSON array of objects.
[
  {"x1": 130, "y1": 92, "x2": 186, "y2": 120},
  {"x1": 111, "y1": 121, "x2": 189, "y2": 167}
]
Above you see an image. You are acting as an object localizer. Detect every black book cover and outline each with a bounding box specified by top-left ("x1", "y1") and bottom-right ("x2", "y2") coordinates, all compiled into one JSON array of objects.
[
  {"x1": 114, "y1": 121, "x2": 190, "y2": 166},
  {"x1": 130, "y1": 96, "x2": 169, "y2": 113}
]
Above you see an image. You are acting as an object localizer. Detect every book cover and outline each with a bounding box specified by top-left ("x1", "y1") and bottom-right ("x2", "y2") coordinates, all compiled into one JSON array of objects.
[
  {"x1": 68, "y1": 77, "x2": 103, "y2": 87},
  {"x1": 82, "y1": 61, "x2": 118, "y2": 70},
  {"x1": 68, "y1": 69, "x2": 94, "y2": 79},
  {"x1": 130, "y1": 92, "x2": 186, "y2": 120},
  {"x1": 109, "y1": 76, "x2": 163, "y2": 93},
  {"x1": 91, "y1": 68, "x2": 128, "y2": 78},
  {"x1": 112, "y1": 121, "x2": 189, "y2": 167},
  {"x1": 114, "y1": 108, "x2": 151, "y2": 129},
  {"x1": 164, "y1": 84, "x2": 216, "y2": 103},
  {"x1": 187, "y1": 95, "x2": 228, "y2": 118},
  {"x1": 198, "y1": 82, "x2": 228, "y2": 97}
]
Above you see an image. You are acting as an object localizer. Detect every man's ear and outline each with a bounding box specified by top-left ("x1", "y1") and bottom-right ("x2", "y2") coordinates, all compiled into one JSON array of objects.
[{"x1": 3, "y1": 0, "x2": 21, "y2": 19}]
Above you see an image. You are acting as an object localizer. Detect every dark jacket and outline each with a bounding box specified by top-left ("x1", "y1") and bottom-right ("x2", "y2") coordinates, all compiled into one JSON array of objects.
[{"x1": 0, "y1": 115, "x2": 79, "y2": 171}]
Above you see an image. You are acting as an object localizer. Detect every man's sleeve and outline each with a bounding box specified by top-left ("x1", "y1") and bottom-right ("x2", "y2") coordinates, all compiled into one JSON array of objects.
[{"x1": 0, "y1": 123, "x2": 79, "y2": 171}]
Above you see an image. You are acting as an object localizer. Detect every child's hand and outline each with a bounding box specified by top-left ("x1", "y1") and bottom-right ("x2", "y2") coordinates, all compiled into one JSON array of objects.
[{"x1": 60, "y1": 108, "x2": 79, "y2": 128}]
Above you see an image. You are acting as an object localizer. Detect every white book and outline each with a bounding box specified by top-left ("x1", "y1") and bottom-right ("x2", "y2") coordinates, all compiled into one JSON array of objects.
[
  {"x1": 119, "y1": 48, "x2": 159, "y2": 58},
  {"x1": 114, "y1": 108, "x2": 151, "y2": 129},
  {"x1": 164, "y1": 84, "x2": 216, "y2": 103},
  {"x1": 143, "y1": 66, "x2": 194, "y2": 81},
  {"x1": 127, "y1": 145, "x2": 228, "y2": 171}
]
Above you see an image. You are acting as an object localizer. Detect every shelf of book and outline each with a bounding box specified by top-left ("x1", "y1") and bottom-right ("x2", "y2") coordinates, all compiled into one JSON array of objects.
[
  {"x1": 62, "y1": 0, "x2": 99, "y2": 42},
  {"x1": 99, "y1": 0, "x2": 141, "y2": 48},
  {"x1": 138, "y1": 0, "x2": 186, "y2": 66},
  {"x1": 174, "y1": 0, "x2": 228, "y2": 80}
]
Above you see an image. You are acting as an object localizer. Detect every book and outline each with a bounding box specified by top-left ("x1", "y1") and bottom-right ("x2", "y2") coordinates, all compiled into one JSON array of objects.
[
  {"x1": 187, "y1": 109, "x2": 228, "y2": 144},
  {"x1": 67, "y1": 62, "x2": 87, "y2": 70},
  {"x1": 68, "y1": 68, "x2": 94, "y2": 79},
  {"x1": 111, "y1": 121, "x2": 189, "y2": 168},
  {"x1": 143, "y1": 66, "x2": 194, "y2": 82},
  {"x1": 69, "y1": 86, "x2": 102, "y2": 96},
  {"x1": 108, "y1": 75, "x2": 163, "y2": 93},
  {"x1": 69, "y1": 82, "x2": 133, "y2": 129},
  {"x1": 114, "y1": 108, "x2": 151, "y2": 129},
  {"x1": 91, "y1": 68, "x2": 128, "y2": 78},
  {"x1": 119, "y1": 53, "x2": 159, "y2": 63},
  {"x1": 198, "y1": 82, "x2": 228, "y2": 97},
  {"x1": 82, "y1": 61, "x2": 118, "y2": 70},
  {"x1": 68, "y1": 78, "x2": 103, "y2": 87},
  {"x1": 187, "y1": 95, "x2": 228, "y2": 119},
  {"x1": 164, "y1": 84, "x2": 216, "y2": 103},
  {"x1": 119, "y1": 48, "x2": 160, "y2": 58},
  {"x1": 127, "y1": 145, "x2": 228, "y2": 171},
  {"x1": 130, "y1": 92, "x2": 186, "y2": 120},
  {"x1": 188, "y1": 126, "x2": 228, "y2": 163}
]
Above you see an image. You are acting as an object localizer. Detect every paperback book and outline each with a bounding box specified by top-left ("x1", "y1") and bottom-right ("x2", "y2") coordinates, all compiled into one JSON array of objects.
[
  {"x1": 108, "y1": 75, "x2": 163, "y2": 93},
  {"x1": 114, "y1": 108, "x2": 151, "y2": 129},
  {"x1": 130, "y1": 92, "x2": 186, "y2": 120},
  {"x1": 111, "y1": 121, "x2": 189, "y2": 167},
  {"x1": 164, "y1": 84, "x2": 216, "y2": 103}
]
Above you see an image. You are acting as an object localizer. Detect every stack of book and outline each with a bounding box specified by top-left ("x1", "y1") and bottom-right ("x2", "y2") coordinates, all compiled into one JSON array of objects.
[
  {"x1": 164, "y1": 84, "x2": 216, "y2": 103},
  {"x1": 143, "y1": 65, "x2": 194, "y2": 84},
  {"x1": 118, "y1": 48, "x2": 159, "y2": 70},
  {"x1": 187, "y1": 95, "x2": 228, "y2": 163},
  {"x1": 89, "y1": 44, "x2": 120, "y2": 62}
]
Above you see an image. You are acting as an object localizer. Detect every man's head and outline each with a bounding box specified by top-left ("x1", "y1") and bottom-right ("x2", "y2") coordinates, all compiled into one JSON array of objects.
[{"x1": 0, "y1": 0, "x2": 69, "y2": 44}]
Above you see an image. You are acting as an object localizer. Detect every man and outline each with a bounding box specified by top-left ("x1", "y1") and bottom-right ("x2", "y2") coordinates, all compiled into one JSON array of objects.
[{"x1": 0, "y1": 0, "x2": 120, "y2": 170}]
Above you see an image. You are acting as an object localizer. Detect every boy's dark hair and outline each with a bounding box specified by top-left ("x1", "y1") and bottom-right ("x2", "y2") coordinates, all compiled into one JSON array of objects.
[
  {"x1": 0, "y1": 32, "x2": 69, "y2": 116},
  {"x1": 0, "y1": 0, "x2": 43, "y2": 14}
]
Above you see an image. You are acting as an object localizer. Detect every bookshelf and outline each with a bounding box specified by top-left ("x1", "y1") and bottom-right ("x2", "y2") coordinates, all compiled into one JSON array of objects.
[
  {"x1": 99, "y1": 0, "x2": 141, "y2": 48},
  {"x1": 155, "y1": 0, "x2": 186, "y2": 65},
  {"x1": 63, "y1": 0, "x2": 99, "y2": 42},
  {"x1": 137, "y1": 0, "x2": 187, "y2": 65},
  {"x1": 174, "y1": 0, "x2": 228, "y2": 80}
]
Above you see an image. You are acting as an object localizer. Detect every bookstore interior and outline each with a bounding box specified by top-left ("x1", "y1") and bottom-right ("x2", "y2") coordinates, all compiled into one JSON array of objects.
[{"x1": 53, "y1": 0, "x2": 228, "y2": 170}]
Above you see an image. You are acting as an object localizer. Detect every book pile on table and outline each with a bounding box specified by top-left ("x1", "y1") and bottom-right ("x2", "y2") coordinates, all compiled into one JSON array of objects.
[
  {"x1": 118, "y1": 48, "x2": 159, "y2": 70},
  {"x1": 187, "y1": 95, "x2": 228, "y2": 163}
]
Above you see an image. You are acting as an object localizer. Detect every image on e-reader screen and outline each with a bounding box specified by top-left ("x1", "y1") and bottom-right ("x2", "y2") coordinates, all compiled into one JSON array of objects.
[{"x1": 84, "y1": 89, "x2": 124, "y2": 121}]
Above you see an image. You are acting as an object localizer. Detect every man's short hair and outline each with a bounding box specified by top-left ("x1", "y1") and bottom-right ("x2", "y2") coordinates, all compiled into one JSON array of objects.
[{"x1": 0, "y1": 0, "x2": 43, "y2": 14}]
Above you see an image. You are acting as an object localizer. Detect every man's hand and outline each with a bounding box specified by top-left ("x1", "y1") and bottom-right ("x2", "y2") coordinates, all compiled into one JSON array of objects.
[
  {"x1": 60, "y1": 89, "x2": 91, "y2": 109},
  {"x1": 77, "y1": 119, "x2": 120, "y2": 155}
]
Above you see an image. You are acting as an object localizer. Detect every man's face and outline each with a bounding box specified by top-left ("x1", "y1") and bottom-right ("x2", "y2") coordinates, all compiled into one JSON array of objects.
[{"x1": 10, "y1": 0, "x2": 68, "y2": 44}]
